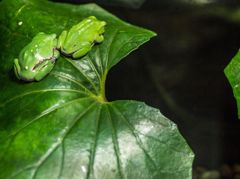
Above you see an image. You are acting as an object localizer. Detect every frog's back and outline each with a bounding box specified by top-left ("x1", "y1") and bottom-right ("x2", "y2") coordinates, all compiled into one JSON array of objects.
[
  {"x1": 19, "y1": 33, "x2": 57, "y2": 67},
  {"x1": 67, "y1": 16, "x2": 104, "y2": 43},
  {"x1": 37, "y1": 34, "x2": 57, "y2": 58}
]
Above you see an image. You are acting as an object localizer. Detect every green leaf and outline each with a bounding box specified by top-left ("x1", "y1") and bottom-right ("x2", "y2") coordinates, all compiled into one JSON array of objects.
[
  {"x1": 225, "y1": 51, "x2": 240, "y2": 118},
  {"x1": 93, "y1": 0, "x2": 146, "y2": 8},
  {"x1": 0, "y1": 0, "x2": 194, "y2": 178}
]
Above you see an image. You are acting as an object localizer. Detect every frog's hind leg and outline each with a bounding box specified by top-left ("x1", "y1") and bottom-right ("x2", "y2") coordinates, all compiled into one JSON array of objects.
[
  {"x1": 72, "y1": 44, "x2": 92, "y2": 59},
  {"x1": 57, "y1": 30, "x2": 67, "y2": 49},
  {"x1": 34, "y1": 60, "x2": 55, "y2": 81}
]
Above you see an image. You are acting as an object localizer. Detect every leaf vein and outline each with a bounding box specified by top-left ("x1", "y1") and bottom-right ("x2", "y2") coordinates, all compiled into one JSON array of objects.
[
  {"x1": 95, "y1": 47, "x2": 104, "y2": 76},
  {"x1": 50, "y1": 71, "x2": 93, "y2": 95},
  {"x1": 65, "y1": 58, "x2": 99, "y2": 94},
  {"x1": 2, "y1": 97, "x2": 91, "y2": 144},
  {"x1": 86, "y1": 104, "x2": 102, "y2": 179},
  {"x1": 9, "y1": 101, "x2": 97, "y2": 179},
  {"x1": 58, "y1": 143, "x2": 65, "y2": 179},
  {"x1": 112, "y1": 105, "x2": 188, "y2": 155},
  {"x1": 30, "y1": 143, "x2": 61, "y2": 179},
  {"x1": 1, "y1": 89, "x2": 85, "y2": 106},
  {"x1": 110, "y1": 105, "x2": 158, "y2": 170},
  {"x1": 85, "y1": 55, "x2": 102, "y2": 86},
  {"x1": 104, "y1": 28, "x2": 119, "y2": 69},
  {"x1": 106, "y1": 105, "x2": 124, "y2": 179},
  {"x1": 60, "y1": 102, "x2": 98, "y2": 176}
]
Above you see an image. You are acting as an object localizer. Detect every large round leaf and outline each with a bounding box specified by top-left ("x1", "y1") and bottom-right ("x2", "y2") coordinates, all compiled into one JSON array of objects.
[{"x1": 0, "y1": 0, "x2": 194, "y2": 178}]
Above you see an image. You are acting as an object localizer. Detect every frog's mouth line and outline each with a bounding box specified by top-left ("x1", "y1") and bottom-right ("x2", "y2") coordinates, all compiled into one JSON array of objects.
[
  {"x1": 21, "y1": 76, "x2": 35, "y2": 82},
  {"x1": 32, "y1": 57, "x2": 56, "y2": 71}
]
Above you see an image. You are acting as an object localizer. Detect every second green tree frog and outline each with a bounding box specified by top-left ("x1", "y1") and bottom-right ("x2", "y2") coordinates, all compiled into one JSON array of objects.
[
  {"x1": 14, "y1": 32, "x2": 59, "y2": 81},
  {"x1": 57, "y1": 16, "x2": 106, "y2": 59}
]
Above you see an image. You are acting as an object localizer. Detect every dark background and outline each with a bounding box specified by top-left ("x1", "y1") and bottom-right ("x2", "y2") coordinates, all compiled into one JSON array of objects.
[{"x1": 54, "y1": 0, "x2": 240, "y2": 176}]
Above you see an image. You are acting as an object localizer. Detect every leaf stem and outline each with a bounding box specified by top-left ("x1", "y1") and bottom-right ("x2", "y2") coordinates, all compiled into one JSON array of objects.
[{"x1": 95, "y1": 70, "x2": 108, "y2": 103}]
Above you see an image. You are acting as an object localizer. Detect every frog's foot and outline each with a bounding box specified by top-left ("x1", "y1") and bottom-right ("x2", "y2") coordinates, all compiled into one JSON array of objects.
[
  {"x1": 52, "y1": 48, "x2": 60, "y2": 62},
  {"x1": 13, "y1": 58, "x2": 21, "y2": 80},
  {"x1": 95, "y1": 35, "x2": 104, "y2": 43}
]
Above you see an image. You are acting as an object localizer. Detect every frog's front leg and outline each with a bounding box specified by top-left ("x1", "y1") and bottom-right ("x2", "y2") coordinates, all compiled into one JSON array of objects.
[
  {"x1": 34, "y1": 60, "x2": 55, "y2": 81},
  {"x1": 14, "y1": 58, "x2": 21, "y2": 79},
  {"x1": 72, "y1": 42, "x2": 92, "y2": 59},
  {"x1": 53, "y1": 48, "x2": 60, "y2": 60},
  {"x1": 57, "y1": 30, "x2": 67, "y2": 49},
  {"x1": 95, "y1": 34, "x2": 104, "y2": 43}
]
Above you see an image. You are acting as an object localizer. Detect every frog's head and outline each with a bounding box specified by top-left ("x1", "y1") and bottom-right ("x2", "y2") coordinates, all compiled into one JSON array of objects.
[
  {"x1": 14, "y1": 58, "x2": 38, "y2": 81},
  {"x1": 14, "y1": 32, "x2": 59, "y2": 81},
  {"x1": 97, "y1": 21, "x2": 106, "y2": 34},
  {"x1": 14, "y1": 56, "x2": 56, "y2": 82}
]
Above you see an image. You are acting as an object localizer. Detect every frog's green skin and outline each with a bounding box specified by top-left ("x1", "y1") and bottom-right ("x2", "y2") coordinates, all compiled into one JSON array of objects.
[
  {"x1": 14, "y1": 32, "x2": 60, "y2": 82},
  {"x1": 57, "y1": 16, "x2": 106, "y2": 59}
]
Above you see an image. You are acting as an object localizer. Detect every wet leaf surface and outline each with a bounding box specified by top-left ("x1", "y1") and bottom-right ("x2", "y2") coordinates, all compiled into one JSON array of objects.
[{"x1": 0, "y1": 0, "x2": 194, "y2": 178}]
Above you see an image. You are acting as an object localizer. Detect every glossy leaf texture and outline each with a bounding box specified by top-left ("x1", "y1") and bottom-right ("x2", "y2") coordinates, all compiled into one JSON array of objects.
[
  {"x1": 225, "y1": 51, "x2": 240, "y2": 118},
  {"x1": 0, "y1": 0, "x2": 194, "y2": 178}
]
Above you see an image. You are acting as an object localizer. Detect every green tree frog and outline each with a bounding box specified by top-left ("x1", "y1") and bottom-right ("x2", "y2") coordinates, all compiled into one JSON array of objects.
[
  {"x1": 14, "y1": 32, "x2": 59, "y2": 81},
  {"x1": 57, "y1": 16, "x2": 106, "y2": 58}
]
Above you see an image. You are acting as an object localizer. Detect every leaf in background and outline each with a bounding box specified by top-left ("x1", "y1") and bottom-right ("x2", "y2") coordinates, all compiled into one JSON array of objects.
[
  {"x1": 95, "y1": 0, "x2": 146, "y2": 8},
  {"x1": 0, "y1": 0, "x2": 194, "y2": 178},
  {"x1": 225, "y1": 51, "x2": 240, "y2": 118},
  {"x1": 52, "y1": 0, "x2": 146, "y2": 9}
]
